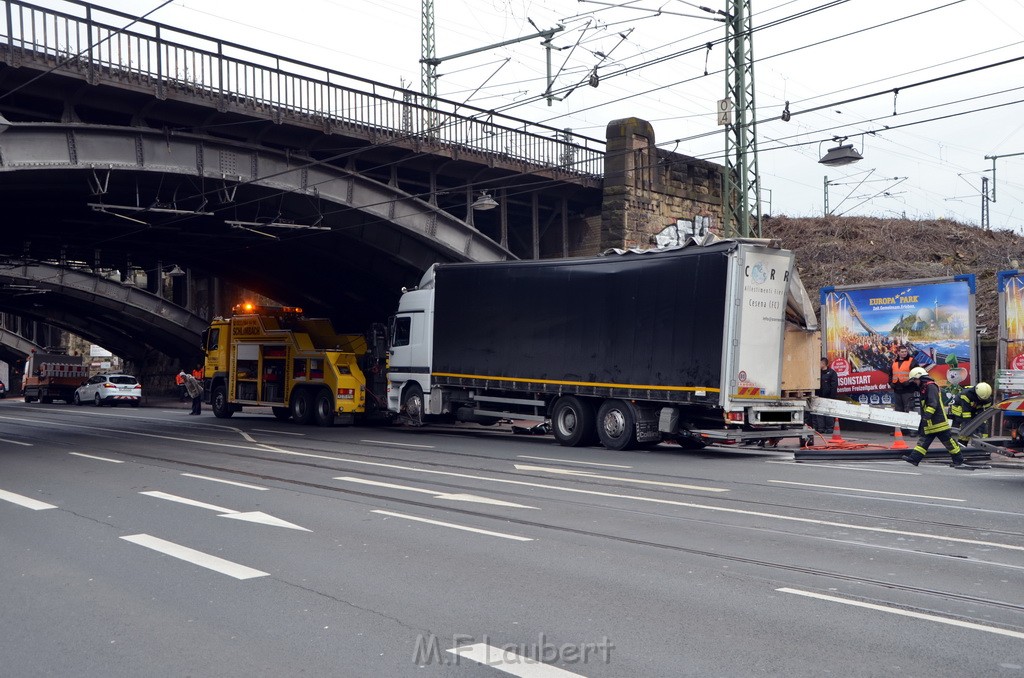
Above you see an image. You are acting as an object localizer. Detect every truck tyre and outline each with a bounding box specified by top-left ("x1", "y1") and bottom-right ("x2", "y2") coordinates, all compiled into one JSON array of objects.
[
  {"x1": 291, "y1": 388, "x2": 314, "y2": 425},
  {"x1": 402, "y1": 384, "x2": 424, "y2": 426},
  {"x1": 597, "y1": 399, "x2": 638, "y2": 451},
  {"x1": 551, "y1": 396, "x2": 598, "y2": 447},
  {"x1": 313, "y1": 389, "x2": 335, "y2": 427},
  {"x1": 212, "y1": 385, "x2": 234, "y2": 419},
  {"x1": 272, "y1": 407, "x2": 291, "y2": 421}
]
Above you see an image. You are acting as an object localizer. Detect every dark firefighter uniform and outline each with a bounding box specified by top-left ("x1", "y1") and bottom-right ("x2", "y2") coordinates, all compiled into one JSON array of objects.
[
  {"x1": 949, "y1": 382, "x2": 993, "y2": 440},
  {"x1": 902, "y1": 367, "x2": 968, "y2": 467}
]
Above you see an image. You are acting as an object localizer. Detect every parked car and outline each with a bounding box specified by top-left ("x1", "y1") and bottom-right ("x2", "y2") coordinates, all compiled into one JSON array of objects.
[
  {"x1": 0, "y1": 379, "x2": 6, "y2": 398},
  {"x1": 74, "y1": 374, "x2": 142, "y2": 407}
]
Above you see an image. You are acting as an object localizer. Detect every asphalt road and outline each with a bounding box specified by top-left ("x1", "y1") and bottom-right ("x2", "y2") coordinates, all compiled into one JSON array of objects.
[{"x1": 1, "y1": 399, "x2": 1023, "y2": 677}]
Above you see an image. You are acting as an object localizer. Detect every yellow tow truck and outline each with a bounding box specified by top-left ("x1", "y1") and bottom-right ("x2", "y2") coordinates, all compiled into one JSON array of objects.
[{"x1": 202, "y1": 303, "x2": 389, "y2": 425}]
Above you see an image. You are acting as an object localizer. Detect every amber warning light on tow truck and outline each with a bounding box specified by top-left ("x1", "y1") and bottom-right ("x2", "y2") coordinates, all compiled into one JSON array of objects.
[{"x1": 232, "y1": 302, "x2": 303, "y2": 315}]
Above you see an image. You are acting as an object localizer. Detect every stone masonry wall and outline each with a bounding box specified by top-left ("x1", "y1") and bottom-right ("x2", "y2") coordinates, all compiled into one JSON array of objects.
[{"x1": 600, "y1": 117, "x2": 724, "y2": 252}]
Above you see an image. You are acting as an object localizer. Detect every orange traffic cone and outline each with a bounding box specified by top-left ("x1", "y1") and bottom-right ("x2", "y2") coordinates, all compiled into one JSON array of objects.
[
  {"x1": 891, "y1": 427, "x2": 908, "y2": 450},
  {"x1": 829, "y1": 418, "x2": 845, "y2": 444}
]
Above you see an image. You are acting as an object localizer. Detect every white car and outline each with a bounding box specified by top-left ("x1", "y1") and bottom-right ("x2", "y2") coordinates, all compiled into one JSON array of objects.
[{"x1": 74, "y1": 374, "x2": 142, "y2": 407}]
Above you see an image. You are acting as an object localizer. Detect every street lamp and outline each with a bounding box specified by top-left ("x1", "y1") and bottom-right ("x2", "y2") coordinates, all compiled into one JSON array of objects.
[
  {"x1": 819, "y1": 136, "x2": 864, "y2": 167},
  {"x1": 471, "y1": 192, "x2": 498, "y2": 211}
]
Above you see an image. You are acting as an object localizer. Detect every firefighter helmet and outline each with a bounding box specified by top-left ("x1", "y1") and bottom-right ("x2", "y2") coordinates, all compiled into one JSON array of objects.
[
  {"x1": 975, "y1": 382, "x2": 992, "y2": 400},
  {"x1": 908, "y1": 367, "x2": 929, "y2": 380}
]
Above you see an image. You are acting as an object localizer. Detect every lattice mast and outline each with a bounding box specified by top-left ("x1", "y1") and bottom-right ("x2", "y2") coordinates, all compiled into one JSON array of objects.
[{"x1": 723, "y1": 0, "x2": 761, "y2": 238}]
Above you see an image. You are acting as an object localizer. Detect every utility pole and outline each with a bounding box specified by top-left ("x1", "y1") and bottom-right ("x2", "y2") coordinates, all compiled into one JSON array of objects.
[
  {"x1": 421, "y1": 0, "x2": 436, "y2": 101},
  {"x1": 981, "y1": 175, "x2": 990, "y2": 230},
  {"x1": 984, "y1": 151, "x2": 1024, "y2": 230},
  {"x1": 420, "y1": 0, "x2": 438, "y2": 136},
  {"x1": 722, "y1": 0, "x2": 760, "y2": 239}
]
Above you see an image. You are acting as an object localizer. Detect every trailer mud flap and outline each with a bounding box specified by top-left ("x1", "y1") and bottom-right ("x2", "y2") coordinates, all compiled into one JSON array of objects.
[{"x1": 635, "y1": 407, "x2": 662, "y2": 443}]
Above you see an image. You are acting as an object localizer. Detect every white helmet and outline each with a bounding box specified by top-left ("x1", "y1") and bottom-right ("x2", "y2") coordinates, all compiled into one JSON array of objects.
[
  {"x1": 908, "y1": 367, "x2": 929, "y2": 380},
  {"x1": 975, "y1": 382, "x2": 992, "y2": 400}
]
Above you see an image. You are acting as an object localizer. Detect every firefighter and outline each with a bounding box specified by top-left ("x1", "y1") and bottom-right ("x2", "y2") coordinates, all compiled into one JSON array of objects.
[
  {"x1": 950, "y1": 382, "x2": 993, "y2": 441},
  {"x1": 901, "y1": 367, "x2": 970, "y2": 468}
]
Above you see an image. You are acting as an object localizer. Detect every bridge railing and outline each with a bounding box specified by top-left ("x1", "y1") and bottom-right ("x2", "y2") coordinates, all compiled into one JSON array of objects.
[{"x1": 0, "y1": 0, "x2": 604, "y2": 177}]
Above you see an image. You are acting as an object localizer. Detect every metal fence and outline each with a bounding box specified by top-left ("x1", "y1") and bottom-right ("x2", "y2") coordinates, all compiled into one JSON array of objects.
[{"x1": 0, "y1": 0, "x2": 604, "y2": 177}]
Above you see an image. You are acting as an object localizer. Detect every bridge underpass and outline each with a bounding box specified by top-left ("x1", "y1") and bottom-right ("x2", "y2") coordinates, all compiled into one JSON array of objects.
[
  {"x1": 0, "y1": 0, "x2": 610, "y2": 367},
  {"x1": 0, "y1": 0, "x2": 726, "y2": 387}
]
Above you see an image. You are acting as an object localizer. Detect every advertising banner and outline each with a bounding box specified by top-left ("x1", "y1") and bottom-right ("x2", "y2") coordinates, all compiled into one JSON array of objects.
[
  {"x1": 999, "y1": 270, "x2": 1024, "y2": 371},
  {"x1": 821, "y1": 277, "x2": 976, "y2": 404}
]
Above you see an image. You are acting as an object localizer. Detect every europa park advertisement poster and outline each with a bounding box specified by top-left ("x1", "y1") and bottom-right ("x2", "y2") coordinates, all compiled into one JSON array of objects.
[
  {"x1": 821, "y1": 278, "x2": 975, "y2": 403},
  {"x1": 1003, "y1": 272, "x2": 1024, "y2": 370}
]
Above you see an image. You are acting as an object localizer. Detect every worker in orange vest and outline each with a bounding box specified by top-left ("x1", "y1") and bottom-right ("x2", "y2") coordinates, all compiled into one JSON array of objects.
[
  {"x1": 175, "y1": 370, "x2": 186, "y2": 402},
  {"x1": 886, "y1": 344, "x2": 920, "y2": 435}
]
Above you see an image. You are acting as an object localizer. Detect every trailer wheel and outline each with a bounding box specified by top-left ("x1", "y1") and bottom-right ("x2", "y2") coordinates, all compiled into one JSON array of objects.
[
  {"x1": 272, "y1": 407, "x2": 291, "y2": 421},
  {"x1": 551, "y1": 396, "x2": 597, "y2": 447},
  {"x1": 402, "y1": 384, "x2": 424, "y2": 426},
  {"x1": 291, "y1": 388, "x2": 313, "y2": 424},
  {"x1": 211, "y1": 385, "x2": 234, "y2": 419},
  {"x1": 313, "y1": 389, "x2": 335, "y2": 427},
  {"x1": 597, "y1": 399, "x2": 638, "y2": 451}
]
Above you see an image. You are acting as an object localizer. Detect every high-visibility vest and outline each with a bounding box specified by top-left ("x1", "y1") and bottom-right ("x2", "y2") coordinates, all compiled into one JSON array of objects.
[
  {"x1": 891, "y1": 358, "x2": 913, "y2": 384},
  {"x1": 175, "y1": 373, "x2": 185, "y2": 386},
  {"x1": 192, "y1": 368, "x2": 204, "y2": 380}
]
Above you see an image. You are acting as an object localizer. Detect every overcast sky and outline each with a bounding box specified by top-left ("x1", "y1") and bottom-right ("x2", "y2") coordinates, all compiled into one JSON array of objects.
[{"x1": 74, "y1": 0, "x2": 1024, "y2": 236}]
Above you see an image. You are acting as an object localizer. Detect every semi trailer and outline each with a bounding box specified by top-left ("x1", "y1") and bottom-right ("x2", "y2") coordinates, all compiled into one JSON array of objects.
[{"x1": 386, "y1": 238, "x2": 819, "y2": 450}]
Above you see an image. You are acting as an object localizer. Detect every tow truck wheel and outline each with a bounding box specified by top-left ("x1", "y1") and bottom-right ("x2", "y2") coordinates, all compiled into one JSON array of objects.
[
  {"x1": 211, "y1": 385, "x2": 233, "y2": 419},
  {"x1": 290, "y1": 389, "x2": 313, "y2": 425},
  {"x1": 597, "y1": 399, "x2": 638, "y2": 451},
  {"x1": 551, "y1": 396, "x2": 597, "y2": 447},
  {"x1": 313, "y1": 389, "x2": 335, "y2": 427},
  {"x1": 272, "y1": 407, "x2": 291, "y2": 421}
]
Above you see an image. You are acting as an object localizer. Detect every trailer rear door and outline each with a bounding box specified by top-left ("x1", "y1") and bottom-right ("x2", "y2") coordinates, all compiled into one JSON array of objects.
[{"x1": 723, "y1": 245, "x2": 794, "y2": 401}]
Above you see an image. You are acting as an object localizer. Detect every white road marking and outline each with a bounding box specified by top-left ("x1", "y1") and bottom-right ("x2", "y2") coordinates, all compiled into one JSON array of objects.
[
  {"x1": 766, "y1": 460, "x2": 920, "y2": 475},
  {"x1": 361, "y1": 439, "x2": 436, "y2": 449},
  {"x1": 69, "y1": 452, "x2": 124, "y2": 463},
  {"x1": 317, "y1": 458, "x2": 1024, "y2": 553},
  {"x1": 252, "y1": 428, "x2": 305, "y2": 436},
  {"x1": 0, "y1": 489, "x2": 56, "y2": 510},
  {"x1": 337, "y1": 476, "x2": 537, "y2": 509},
  {"x1": 120, "y1": 534, "x2": 269, "y2": 579},
  {"x1": 372, "y1": 510, "x2": 533, "y2": 541},
  {"x1": 140, "y1": 491, "x2": 235, "y2": 513},
  {"x1": 220, "y1": 511, "x2": 311, "y2": 531},
  {"x1": 447, "y1": 643, "x2": 584, "y2": 677},
  {"x1": 768, "y1": 480, "x2": 964, "y2": 502},
  {"x1": 514, "y1": 464, "x2": 728, "y2": 493},
  {"x1": 516, "y1": 455, "x2": 632, "y2": 469},
  {"x1": 777, "y1": 588, "x2": 1024, "y2": 640},
  {"x1": 7, "y1": 415, "x2": 1006, "y2": 552},
  {"x1": 181, "y1": 473, "x2": 268, "y2": 490},
  {"x1": 0, "y1": 437, "x2": 32, "y2": 446},
  {"x1": 139, "y1": 491, "x2": 310, "y2": 531}
]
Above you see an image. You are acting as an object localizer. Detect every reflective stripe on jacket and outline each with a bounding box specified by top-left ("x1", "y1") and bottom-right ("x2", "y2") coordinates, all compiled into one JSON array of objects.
[
  {"x1": 891, "y1": 358, "x2": 913, "y2": 384},
  {"x1": 950, "y1": 388, "x2": 992, "y2": 420},
  {"x1": 919, "y1": 380, "x2": 951, "y2": 434}
]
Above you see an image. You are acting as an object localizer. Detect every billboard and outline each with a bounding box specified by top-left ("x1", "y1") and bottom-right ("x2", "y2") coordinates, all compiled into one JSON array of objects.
[
  {"x1": 821, "y1": 276, "x2": 976, "y2": 403},
  {"x1": 998, "y1": 270, "x2": 1024, "y2": 371}
]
